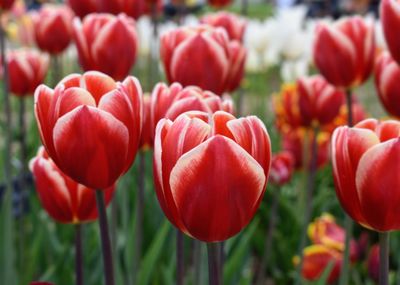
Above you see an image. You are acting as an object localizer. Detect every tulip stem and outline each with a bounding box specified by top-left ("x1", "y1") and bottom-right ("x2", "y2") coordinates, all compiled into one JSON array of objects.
[
  {"x1": 75, "y1": 224, "x2": 83, "y2": 285},
  {"x1": 255, "y1": 186, "x2": 279, "y2": 285},
  {"x1": 379, "y1": 232, "x2": 390, "y2": 285},
  {"x1": 346, "y1": 89, "x2": 353, "y2": 127},
  {"x1": 51, "y1": 55, "x2": 62, "y2": 87},
  {"x1": 193, "y1": 240, "x2": 202, "y2": 285},
  {"x1": 295, "y1": 127, "x2": 319, "y2": 285},
  {"x1": 207, "y1": 242, "x2": 221, "y2": 285},
  {"x1": 177, "y1": 230, "x2": 184, "y2": 285},
  {"x1": 241, "y1": 0, "x2": 248, "y2": 16},
  {"x1": 95, "y1": 190, "x2": 115, "y2": 285},
  {"x1": 338, "y1": 216, "x2": 353, "y2": 285},
  {"x1": 133, "y1": 151, "x2": 146, "y2": 277},
  {"x1": 18, "y1": 98, "x2": 27, "y2": 173}
]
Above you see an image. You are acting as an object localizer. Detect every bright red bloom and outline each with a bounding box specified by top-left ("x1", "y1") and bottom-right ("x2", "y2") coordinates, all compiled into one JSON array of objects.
[
  {"x1": 201, "y1": 12, "x2": 246, "y2": 42},
  {"x1": 0, "y1": 0, "x2": 15, "y2": 10},
  {"x1": 98, "y1": 0, "x2": 163, "y2": 19},
  {"x1": 207, "y1": 0, "x2": 231, "y2": 8},
  {"x1": 72, "y1": 13, "x2": 138, "y2": 81},
  {"x1": 32, "y1": 4, "x2": 74, "y2": 55},
  {"x1": 308, "y1": 213, "x2": 358, "y2": 262},
  {"x1": 34, "y1": 71, "x2": 143, "y2": 189},
  {"x1": 332, "y1": 118, "x2": 400, "y2": 231},
  {"x1": 30, "y1": 147, "x2": 115, "y2": 224},
  {"x1": 269, "y1": 151, "x2": 294, "y2": 186},
  {"x1": 297, "y1": 245, "x2": 342, "y2": 284},
  {"x1": 139, "y1": 94, "x2": 152, "y2": 150},
  {"x1": 154, "y1": 111, "x2": 271, "y2": 242},
  {"x1": 282, "y1": 129, "x2": 330, "y2": 170},
  {"x1": 150, "y1": 82, "x2": 234, "y2": 142},
  {"x1": 313, "y1": 16, "x2": 375, "y2": 88},
  {"x1": 374, "y1": 51, "x2": 400, "y2": 118},
  {"x1": 30, "y1": 283, "x2": 54, "y2": 285},
  {"x1": 3, "y1": 49, "x2": 49, "y2": 96},
  {"x1": 160, "y1": 25, "x2": 246, "y2": 95},
  {"x1": 66, "y1": 0, "x2": 98, "y2": 18},
  {"x1": 367, "y1": 244, "x2": 380, "y2": 283},
  {"x1": 381, "y1": 0, "x2": 400, "y2": 65}
]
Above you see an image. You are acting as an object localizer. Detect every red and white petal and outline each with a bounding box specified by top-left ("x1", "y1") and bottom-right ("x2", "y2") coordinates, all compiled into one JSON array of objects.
[
  {"x1": 54, "y1": 87, "x2": 96, "y2": 119},
  {"x1": 53, "y1": 105, "x2": 129, "y2": 189},
  {"x1": 356, "y1": 138, "x2": 400, "y2": 231},
  {"x1": 169, "y1": 135, "x2": 266, "y2": 242},
  {"x1": 80, "y1": 71, "x2": 116, "y2": 104}
]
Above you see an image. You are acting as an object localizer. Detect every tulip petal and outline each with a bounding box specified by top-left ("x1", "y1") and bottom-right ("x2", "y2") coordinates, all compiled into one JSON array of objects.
[
  {"x1": 356, "y1": 138, "x2": 400, "y2": 231},
  {"x1": 53, "y1": 105, "x2": 129, "y2": 189},
  {"x1": 170, "y1": 135, "x2": 266, "y2": 242},
  {"x1": 80, "y1": 71, "x2": 116, "y2": 104}
]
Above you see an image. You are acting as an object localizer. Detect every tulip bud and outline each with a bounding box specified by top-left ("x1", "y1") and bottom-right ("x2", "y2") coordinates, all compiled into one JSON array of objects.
[
  {"x1": 367, "y1": 244, "x2": 380, "y2": 283},
  {"x1": 332, "y1": 118, "x2": 400, "y2": 231},
  {"x1": 2, "y1": 48, "x2": 49, "y2": 96},
  {"x1": 296, "y1": 245, "x2": 342, "y2": 284},
  {"x1": 0, "y1": 0, "x2": 15, "y2": 10},
  {"x1": 34, "y1": 71, "x2": 143, "y2": 189},
  {"x1": 201, "y1": 12, "x2": 247, "y2": 42},
  {"x1": 32, "y1": 5, "x2": 74, "y2": 55},
  {"x1": 374, "y1": 51, "x2": 400, "y2": 118},
  {"x1": 72, "y1": 13, "x2": 138, "y2": 81},
  {"x1": 66, "y1": 0, "x2": 98, "y2": 19},
  {"x1": 30, "y1": 147, "x2": 115, "y2": 224},
  {"x1": 207, "y1": 0, "x2": 231, "y2": 8},
  {"x1": 380, "y1": 0, "x2": 400, "y2": 66},
  {"x1": 150, "y1": 82, "x2": 234, "y2": 142},
  {"x1": 154, "y1": 111, "x2": 271, "y2": 242},
  {"x1": 313, "y1": 16, "x2": 375, "y2": 88},
  {"x1": 30, "y1": 282, "x2": 54, "y2": 285},
  {"x1": 160, "y1": 25, "x2": 245, "y2": 95},
  {"x1": 269, "y1": 151, "x2": 294, "y2": 186}
]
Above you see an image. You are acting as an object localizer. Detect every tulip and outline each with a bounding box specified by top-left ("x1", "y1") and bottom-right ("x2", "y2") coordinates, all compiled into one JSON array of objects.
[
  {"x1": 98, "y1": 0, "x2": 162, "y2": 19},
  {"x1": 34, "y1": 71, "x2": 143, "y2": 189},
  {"x1": 313, "y1": 16, "x2": 375, "y2": 89},
  {"x1": 332, "y1": 118, "x2": 400, "y2": 231},
  {"x1": 153, "y1": 111, "x2": 271, "y2": 242},
  {"x1": 367, "y1": 244, "x2": 380, "y2": 283},
  {"x1": 207, "y1": 0, "x2": 231, "y2": 8},
  {"x1": 269, "y1": 151, "x2": 294, "y2": 186},
  {"x1": 374, "y1": 51, "x2": 400, "y2": 118},
  {"x1": 150, "y1": 82, "x2": 234, "y2": 141},
  {"x1": 32, "y1": 5, "x2": 74, "y2": 55},
  {"x1": 308, "y1": 214, "x2": 358, "y2": 262},
  {"x1": 73, "y1": 13, "x2": 138, "y2": 81},
  {"x1": 282, "y1": 128, "x2": 330, "y2": 170},
  {"x1": 4, "y1": 48, "x2": 49, "y2": 96},
  {"x1": 380, "y1": 0, "x2": 400, "y2": 65},
  {"x1": 160, "y1": 25, "x2": 246, "y2": 95},
  {"x1": 66, "y1": 0, "x2": 98, "y2": 19},
  {"x1": 0, "y1": 0, "x2": 14, "y2": 10},
  {"x1": 139, "y1": 94, "x2": 152, "y2": 150},
  {"x1": 296, "y1": 245, "x2": 342, "y2": 284},
  {"x1": 201, "y1": 12, "x2": 246, "y2": 42},
  {"x1": 30, "y1": 283, "x2": 54, "y2": 285},
  {"x1": 30, "y1": 146, "x2": 115, "y2": 224}
]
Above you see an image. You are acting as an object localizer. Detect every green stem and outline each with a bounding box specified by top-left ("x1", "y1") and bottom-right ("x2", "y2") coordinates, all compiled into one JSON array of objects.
[
  {"x1": 379, "y1": 232, "x2": 390, "y2": 285},
  {"x1": 95, "y1": 190, "x2": 114, "y2": 285},
  {"x1": 346, "y1": 89, "x2": 353, "y2": 127},
  {"x1": 177, "y1": 230, "x2": 184, "y2": 285},
  {"x1": 207, "y1": 242, "x2": 221, "y2": 285},
  {"x1": 75, "y1": 224, "x2": 83, "y2": 285},
  {"x1": 193, "y1": 240, "x2": 202, "y2": 285}
]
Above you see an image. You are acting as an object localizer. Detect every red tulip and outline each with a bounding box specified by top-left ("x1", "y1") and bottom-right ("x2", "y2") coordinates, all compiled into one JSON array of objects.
[
  {"x1": 201, "y1": 12, "x2": 246, "y2": 42},
  {"x1": 207, "y1": 0, "x2": 231, "y2": 8},
  {"x1": 381, "y1": 0, "x2": 400, "y2": 66},
  {"x1": 66, "y1": 0, "x2": 98, "y2": 19},
  {"x1": 30, "y1": 283, "x2": 54, "y2": 285},
  {"x1": 72, "y1": 13, "x2": 138, "y2": 81},
  {"x1": 313, "y1": 16, "x2": 375, "y2": 88},
  {"x1": 282, "y1": 128, "x2": 330, "y2": 169},
  {"x1": 269, "y1": 151, "x2": 294, "y2": 186},
  {"x1": 154, "y1": 111, "x2": 271, "y2": 242},
  {"x1": 332, "y1": 118, "x2": 400, "y2": 231},
  {"x1": 0, "y1": 0, "x2": 15, "y2": 10},
  {"x1": 298, "y1": 245, "x2": 342, "y2": 284},
  {"x1": 34, "y1": 71, "x2": 143, "y2": 189},
  {"x1": 30, "y1": 147, "x2": 115, "y2": 224},
  {"x1": 139, "y1": 94, "x2": 152, "y2": 150},
  {"x1": 160, "y1": 25, "x2": 246, "y2": 95},
  {"x1": 32, "y1": 5, "x2": 74, "y2": 55},
  {"x1": 98, "y1": 0, "x2": 162, "y2": 19},
  {"x1": 374, "y1": 51, "x2": 400, "y2": 118},
  {"x1": 3, "y1": 49, "x2": 49, "y2": 96},
  {"x1": 150, "y1": 82, "x2": 234, "y2": 141},
  {"x1": 308, "y1": 213, "x2": 358, "y2": 262},
  {"x1": 367, "y1": 244, "x2": 380, "y2": 283}
]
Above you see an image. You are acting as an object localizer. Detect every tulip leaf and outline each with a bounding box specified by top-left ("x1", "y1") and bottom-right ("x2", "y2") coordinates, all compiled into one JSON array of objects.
[
  {"x1": 137, "y1": 220, "x2": 171, "y2": 285},
  {"x1": 314, "y1": 261, "x2": 334, "y2": 285}
]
